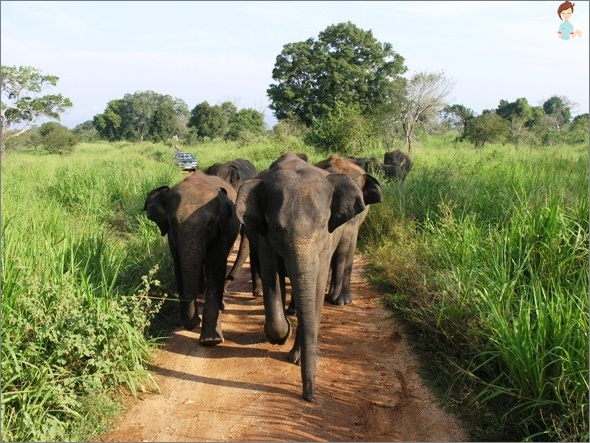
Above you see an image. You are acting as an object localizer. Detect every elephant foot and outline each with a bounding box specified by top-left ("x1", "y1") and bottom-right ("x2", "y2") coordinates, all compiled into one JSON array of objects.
[
  {"x1": 329, "y1": 292, "x2": 352, "y2": 306},
  {"x1": 183, "y1": 315, "x2": 201, "y2": 331},
  {"x1": 199, "y1": 332, "x2": 224, "y2": 347},
  {"x1": 223, "y1": 277, "x2": 233, "y2": 295},
  {"x1": 288, "y1": 347, "x2": 301, "y2": 365},
  {"x1": 265, "y1": 319, "x2": 291, "y2": 345}
]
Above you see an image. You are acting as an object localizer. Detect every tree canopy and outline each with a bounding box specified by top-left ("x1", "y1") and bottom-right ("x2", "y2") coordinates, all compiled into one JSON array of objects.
[
  {"x1": 267, "y1": 21, "x2": 407, "y2": 127},
  {"x1": 397, "y1": 71, "x2": 454, "y2": 150},
  {"x1": 1, "y1": 65, "x2": 73, "y2": 146},
  {"x1": 93, "y1": 91, "x2": 189, "y2": 142},
  {"x1": 188, "y1": 101, "x2": 266, "y2": 142}
]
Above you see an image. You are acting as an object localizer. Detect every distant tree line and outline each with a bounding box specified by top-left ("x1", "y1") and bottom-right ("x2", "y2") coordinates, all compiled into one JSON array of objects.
[
  {"x1": 441, "y1": 95, "x2": 588, "y2": 149},
  {"x1": 90, "y1": 91, "x2": 266, "y2": 145},
  {"x1": 2, "y1": 21, "x2": 588, "y2": 155}
]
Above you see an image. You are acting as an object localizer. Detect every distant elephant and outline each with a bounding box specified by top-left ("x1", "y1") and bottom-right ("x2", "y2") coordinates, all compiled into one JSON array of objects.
[
  {"x1": 347, "y1": 156, "x2": 382, "y2": 175},
  {"x1": 383, "y1": 149, "x2": 413, "y2": 182},
  {"x1": 235, "y1": 152, "x2": 367, "y2": 401},
  {"x1": 144, "y1": 170, "x2": 240, "y2": 346},
  {"x1": 206, "y1": 159, "x2": 262, "y2": 296},
  {"x1": 205, "y1": 158, "x2": 258, "y2": 190},
  {"x1": 314, "y1": 154, "x2": 382, "y2": 306}
]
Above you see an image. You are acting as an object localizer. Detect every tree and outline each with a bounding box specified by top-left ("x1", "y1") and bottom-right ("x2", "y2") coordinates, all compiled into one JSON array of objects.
[
  {"x1": 1, "y1": 65, "x2": 73, "y2": 156},
  {"x1": 397, "y1": 71, "x2": 454, "y2": 150},
  {"x1": 542, "y1": 95, "x2": 573, "y2": 130},
  {"x1": 149, "y1": 102, "x2": 178, "y2": 142},
  {"x1": 92, "y1": 91, "x2": 189, "y2": 141},
  {"x1": 304, "y1": 101, "x2": 377, "y2": 155},
  {"x1": 440, "y1": 104, "x2": 475, "y2": 137},
  {"x1": 93, "y1": 99, "x2": 124, "y2": 141},
  {"x1": 496, "y1": 97, "x2": 534, "y2": 148},
  {"x1": 72, "y1": 120, "x2": 99, "y2": 143},
  {"x1": 267, "y1": 21, "x2": 407, "y2": 127},
  {"x1": 226, "y1": 108, "x2": 266, "y2": 142},
  {"x1": 566, "y1": 113, "x2": 589, "y2": 144},
  {"x1": 187, "y1": 101, "x2": 229, "y2": 140},
  {"x1": 39, "y1": 122, "x2": 78, "y2": 154},
  {"x1": 464, "y1": 111, "x2": 509, "y2": 149}
]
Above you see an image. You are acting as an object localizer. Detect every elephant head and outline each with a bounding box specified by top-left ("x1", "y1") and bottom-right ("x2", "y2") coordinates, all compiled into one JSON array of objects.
[
  {"x1": 383, "y1": 149, "x2": 413, "y2": 181},
  {"x1": 235, "y1": 152, "x2": 366, "y2": 401},
  {"x1": 206, "y1": 159, "x2": 258, "y2": 191},
  {"x1": 144, "y1": 185, "x2": 174, "y2": 236}
]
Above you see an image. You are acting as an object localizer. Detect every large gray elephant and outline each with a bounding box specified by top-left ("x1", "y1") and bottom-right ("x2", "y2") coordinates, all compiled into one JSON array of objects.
[
  {"x1": 206, "y1": 158, "x2": 262, "y2": 296},
  {"x1": 144, "y1": 170, "x2": 240, "y2": 346},
  {"x1": 235, "y1": 152, "x2": 367, "y2": 401},
  {"x1": 314, "y1": 154, "x2": 382, "y2": 306}
]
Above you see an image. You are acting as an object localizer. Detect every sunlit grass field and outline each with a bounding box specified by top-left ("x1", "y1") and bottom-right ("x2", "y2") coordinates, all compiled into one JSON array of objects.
[{"x1": 1, "y1": 137, "x2": 588, "y2": 441}]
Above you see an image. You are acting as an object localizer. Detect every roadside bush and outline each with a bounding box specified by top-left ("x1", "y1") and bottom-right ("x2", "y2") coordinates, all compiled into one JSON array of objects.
[{"x1": 39, "y1": 122, "x2": 78, "y2": 154}]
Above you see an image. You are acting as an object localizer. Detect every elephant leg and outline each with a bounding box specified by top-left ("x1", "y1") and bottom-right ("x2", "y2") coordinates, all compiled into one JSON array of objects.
[
  {"x1": 179, "y1": 261, "x2": 202, "y2": 331},
  {"x1": 259, "y1": 239, "x2": 291, "y2": 345},
  {"x1": 169, "y1": 237, "x2": 184, "y2": 298},
  {"x1": 200, "y1": 240, "x2": 229, "y2": 346},
  {"x1": 326, "y1": 239, "x2": 348, "y2": 305},
  {"x1": 223, "y1": 227, "x2": 249, "y2": 295},
  {"x1": 175, "y1": 236, "x2": 202, "y2": 331},
  {"x1": 335, "y1": 243, "x2": 356, "y2": 306},
  {"x1": 249, "y1": 245, "x2": 263, "y2": 297}
]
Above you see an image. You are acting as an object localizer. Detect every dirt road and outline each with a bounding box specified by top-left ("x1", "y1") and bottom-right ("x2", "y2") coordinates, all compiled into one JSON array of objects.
[{"x1": 97, "y1": 247, "x2": 468, "y2": 442}]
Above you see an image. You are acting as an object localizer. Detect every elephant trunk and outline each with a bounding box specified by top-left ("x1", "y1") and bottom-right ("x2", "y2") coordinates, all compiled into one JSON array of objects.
[{"x1": 287, "y1": 257, "x2": 325, "y2": 402}]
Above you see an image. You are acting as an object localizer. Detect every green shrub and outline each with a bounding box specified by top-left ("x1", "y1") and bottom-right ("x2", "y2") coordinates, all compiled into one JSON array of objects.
[{"x1": 39, "y1": 122, "x2": 78, "y2": 154}]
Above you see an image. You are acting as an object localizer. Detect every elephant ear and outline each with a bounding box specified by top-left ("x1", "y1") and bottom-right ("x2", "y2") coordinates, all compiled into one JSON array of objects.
[
  {"x1": 216, "y1": 187, "x2": 236, "y2": 223},
  {"x1": 235, "y1": 179, "x2": 267, "y2": 236},
  {"x1": 361, "y1": 174, "x2": 382, "y2": 206},
  {"x1": 326, "y1": 173, "x2": 366, "y2": 233},
  {"x1": 227, "y1": 164, "x2": 242, "y2": 190},
  {"x1": 144, "y1": 185, "x2": 171, "y2": 236}
]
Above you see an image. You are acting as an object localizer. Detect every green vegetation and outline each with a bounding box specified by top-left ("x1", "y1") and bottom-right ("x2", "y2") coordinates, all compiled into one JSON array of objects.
[
  {"x1": 362, "y1": 139, "x2": 588, "y2": 441},
  {"x1": 2, "y1": 135, "x2": 588, "y2": 441}
]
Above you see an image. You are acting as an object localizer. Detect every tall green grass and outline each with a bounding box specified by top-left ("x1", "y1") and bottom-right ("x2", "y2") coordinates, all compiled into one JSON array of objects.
[
  {"x1": 1, "y1": 143, "x2": 181, "y2": 441},
  {"x1": 363, "y1": 140, "x2": 589, "y2": 441}
]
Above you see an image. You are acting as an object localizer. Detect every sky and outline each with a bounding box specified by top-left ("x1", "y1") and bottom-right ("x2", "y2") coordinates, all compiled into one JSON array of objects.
[{"x1": 1, "y1": 1, "x2": 589, "y2": 129}]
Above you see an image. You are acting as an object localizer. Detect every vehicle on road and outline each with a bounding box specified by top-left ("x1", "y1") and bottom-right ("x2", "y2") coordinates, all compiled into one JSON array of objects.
[{"x1": 174, "y1": 152, "x2": 198, "y2": 172}]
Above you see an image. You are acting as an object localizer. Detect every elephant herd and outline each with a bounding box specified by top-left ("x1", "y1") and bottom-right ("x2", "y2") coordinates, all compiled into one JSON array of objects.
[{"x1": 143, "y1": 150, "x2": 410, "y2": 401}]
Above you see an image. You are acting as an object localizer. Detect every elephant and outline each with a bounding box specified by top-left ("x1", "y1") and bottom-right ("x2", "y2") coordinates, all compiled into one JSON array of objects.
[
  {"x1": 205, "y1": 158, "x2": 258, "y2": 190},
  {"x1": 206, "y1": 159, "x2": 262, "y2": 296},
  {"x1": 313, "y1": 154, "x2": 382, "y2": 306},
  {"x1": 347, "y1": 156, "x2": 382, "y2": 175},
  {"x1": 235, "y1": 152, "x2": 368, "y2": 401},
  {"x1": 383, "y1": 149, "x2": 413, "y2": 182},
  {"x1": 144, "y1": 170, "x2": 240, "y2": 346}
]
